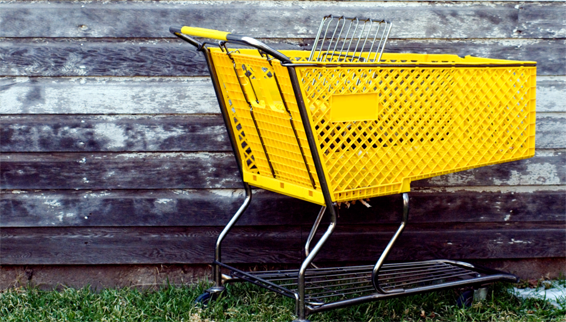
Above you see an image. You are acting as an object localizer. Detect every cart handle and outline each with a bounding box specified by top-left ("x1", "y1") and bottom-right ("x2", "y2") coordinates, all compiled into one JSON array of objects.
[
  {"x1": 170, "y1": 26, "x2": 291, "y2": 63},
  {"x1": 172, "y1": 26, "x2": 230, "y2": 41}
]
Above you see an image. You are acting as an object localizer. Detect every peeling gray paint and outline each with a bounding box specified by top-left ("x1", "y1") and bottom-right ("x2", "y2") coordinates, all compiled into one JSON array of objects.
[
  {"x1": 0, "y1": 77, "x2": 217, "y2": 114},
  {"x1": 0, "y1": 1, "x2": 528, "y2": 38}
]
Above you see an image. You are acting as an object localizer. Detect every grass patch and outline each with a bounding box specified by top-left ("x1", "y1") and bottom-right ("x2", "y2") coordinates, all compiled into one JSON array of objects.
[{"x1": 1, "y1": 281, "x2": 564, "y2": 321}]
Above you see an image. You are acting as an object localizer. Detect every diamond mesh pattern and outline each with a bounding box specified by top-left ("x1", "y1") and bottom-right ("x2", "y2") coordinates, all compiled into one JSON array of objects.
[
  {"x1": 297, "y1": 65, "x2": 536, "y2": 202},
  {"x1": 209, "y1": 49, "x2": 536, "y2": 204}
]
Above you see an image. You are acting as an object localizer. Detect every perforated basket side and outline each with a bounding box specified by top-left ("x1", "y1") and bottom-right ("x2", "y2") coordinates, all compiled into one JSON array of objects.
[
  {"x1": 296, "y1": 63, "x2": 536, "y2": 202},
  {"x1": 210, "y1": 49, "x2": 323, "y2": 204}
]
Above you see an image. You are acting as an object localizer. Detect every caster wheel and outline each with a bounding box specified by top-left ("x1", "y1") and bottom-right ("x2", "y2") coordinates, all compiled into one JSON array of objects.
[
  {"x1": 195, "y1": 288, "x2": 224, "y2": 306},
  {"x1": 195, "y1": 292, "x2": 212, "y2": 305},
  {"x1": 456, "y1": 289, "x2": 474, "y2": 308}
]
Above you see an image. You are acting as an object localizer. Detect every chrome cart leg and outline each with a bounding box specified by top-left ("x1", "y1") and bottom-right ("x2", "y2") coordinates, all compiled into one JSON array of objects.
[
  {"x1": 372, "y1": 193, "x2": 409, "y2": 294},
  {"x1": 207, "y1": 183, "x2": 252, "y2": 296},
  {"x1": 294, "y1": 204, "x2": 338, "y2": 321},
  {"x1": 304, "y1": 206, "x2": 326, "y2": 268}
]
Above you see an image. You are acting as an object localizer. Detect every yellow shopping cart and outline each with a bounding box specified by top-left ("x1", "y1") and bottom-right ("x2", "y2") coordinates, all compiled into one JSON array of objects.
[{"x1": 171, "y1": 15, "x2": 536, "y2": 321}]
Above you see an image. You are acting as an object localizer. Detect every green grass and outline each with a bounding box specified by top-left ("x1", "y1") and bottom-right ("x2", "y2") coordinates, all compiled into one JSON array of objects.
[{"x1": 1, "y1": 281, "x2": 564, "y2": 322}]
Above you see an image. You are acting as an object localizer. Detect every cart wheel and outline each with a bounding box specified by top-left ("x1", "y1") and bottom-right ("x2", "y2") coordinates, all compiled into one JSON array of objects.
[
  {"x1": 456, "y1": 290, "x2": 474, "y2": 308},
  {"x1": 195, "y1": 292, "x2": 212, "y2": 305}
]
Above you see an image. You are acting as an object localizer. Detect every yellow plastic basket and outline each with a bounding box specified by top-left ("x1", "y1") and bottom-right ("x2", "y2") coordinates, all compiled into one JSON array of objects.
[{"x1": 210, "y1": 49, "x2": 536, "y2": 205}]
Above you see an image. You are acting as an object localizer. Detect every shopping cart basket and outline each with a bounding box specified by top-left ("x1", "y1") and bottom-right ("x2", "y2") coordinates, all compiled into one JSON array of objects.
[{"x1": 170, "y1": 15, "x2": 536, "y2": 321}]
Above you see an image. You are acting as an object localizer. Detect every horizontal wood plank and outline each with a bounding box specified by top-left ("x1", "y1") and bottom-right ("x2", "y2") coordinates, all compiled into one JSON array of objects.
[
  {"x1": 0, "y1": 39, "x2": 209, "y2": 77},
  {"x1": 0, "y1": 2, "x2": 533, "y2": 39},
  {"x1": 335, "y1": 189, "x2": 566, "y2": 225},
  {"x1": 1, "y1": 39, "x2": 564, "y2": 77},
  {"x1": 1, "y1": 151, "x2": 563, "y2": 190},
  {"x1": 412, "y1": 150, "x2": 565, "y2": 187},
  {"x1": 0, "y1": 115, "x2": 231, "y2": 152},
  {"x1": 535, "y1": 114, "x2": 566, "y2": 149},
  {"x1": 0, "y1": 77, "x2": 218, "y2": 115},
  {"x1": 0, "y1": 152, "x2": 240, "y2": 190},
  {"x1": 2, "y1": 2, "x2": 565, "y2": 39},
  {"x1": 1, "y1": 189, "x2": 564, "y2": 227},
  {"x1": 0, "y1": 226, "x2": 303, "y2": 265},
  {"x1": 311, "y1": 227, "x2": 566, "y2": 262},
  {"x1": 0, "y1": 189, "x2": 314, "y2": 228},
  {"x1": 536, "y1": 77, "x2": 566, "y2": 112},
  {"x1": 1, "y1": 225, "x2": 563, "y2": 265},
  {"x1": 2, "y1": 76, "x2": 564, "y2": 115},
  {"x1": 520, "y1": 3, "x2": 566, "y2": 38},
  {"x1": 2, "y1": 114, "x2": 563, "y2": 152}
]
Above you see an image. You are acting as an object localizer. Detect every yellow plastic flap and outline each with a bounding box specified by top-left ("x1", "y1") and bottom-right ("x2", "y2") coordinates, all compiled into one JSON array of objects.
[{"x1": 330, "y1": 92, "x2": 380, "y2": 122}]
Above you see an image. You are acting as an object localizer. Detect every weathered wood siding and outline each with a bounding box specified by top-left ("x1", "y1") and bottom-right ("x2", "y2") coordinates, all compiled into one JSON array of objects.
[{"x1": 1, "y1": 1, "x2": 565, "y2": 270}]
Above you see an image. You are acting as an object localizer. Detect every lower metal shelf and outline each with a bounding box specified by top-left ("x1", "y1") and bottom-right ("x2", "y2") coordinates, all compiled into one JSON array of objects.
[
  {"x1": 208, "y1": 190, "x2": 519, "y2": 319},
  {"x1": 219, "y1": 259, "x2": 518, "y2": 314}
]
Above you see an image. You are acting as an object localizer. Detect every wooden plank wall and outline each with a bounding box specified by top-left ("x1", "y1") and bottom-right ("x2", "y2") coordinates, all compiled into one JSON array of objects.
[{"x1": 1, "y1": 1, "x2": 565, "y2": 273}]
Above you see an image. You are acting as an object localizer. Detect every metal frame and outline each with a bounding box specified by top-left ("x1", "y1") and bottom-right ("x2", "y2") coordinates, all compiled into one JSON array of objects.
[{"x1": 171, "y1": 30, "x2": 519, "y2": 322}]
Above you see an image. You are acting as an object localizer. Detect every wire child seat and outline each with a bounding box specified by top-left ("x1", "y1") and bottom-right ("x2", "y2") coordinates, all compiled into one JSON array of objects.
[{"x1": 309, "y1": 15, "x2": 393, "y2": 63}]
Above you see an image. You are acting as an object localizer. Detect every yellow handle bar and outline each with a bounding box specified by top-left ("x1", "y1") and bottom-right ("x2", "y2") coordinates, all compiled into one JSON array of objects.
[
  {"x1": 170, "y1": 26, "x2": 291, "y2": 63},
  {"x1": 173, "y1": 26, "x2": 231, "y2": 41}
]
